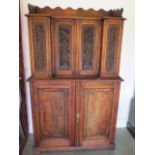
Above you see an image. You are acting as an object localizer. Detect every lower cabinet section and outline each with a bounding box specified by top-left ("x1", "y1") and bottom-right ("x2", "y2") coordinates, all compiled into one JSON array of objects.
[{"x1": 30, "y1": 79, "x2": 121, "y2": 152}]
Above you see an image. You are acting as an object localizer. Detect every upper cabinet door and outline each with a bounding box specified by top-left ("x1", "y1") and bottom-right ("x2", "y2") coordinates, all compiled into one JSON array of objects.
[
  {"x1": 100, "y1": 19, "x2": 124, "y2": 78},
  {"x1": 28, "y1": 17, "x2": 51, "y2": 77},
  {"x1": 76, "y1": 20, "x2": 101, "y2": 77},
  {"x1": 52, "y1": 19, "x2": 76, "y2": 77}
]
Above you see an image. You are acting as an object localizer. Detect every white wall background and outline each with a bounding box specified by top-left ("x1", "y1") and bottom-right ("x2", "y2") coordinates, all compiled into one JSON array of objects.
[{"x1": 20, "y1": 0, "x2": 135, "y2": 133}]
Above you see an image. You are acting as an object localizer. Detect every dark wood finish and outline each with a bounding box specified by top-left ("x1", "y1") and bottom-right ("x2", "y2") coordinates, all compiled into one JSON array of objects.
[{"x1": 26, "y1": 4, "x2": 125, "y2": 152}]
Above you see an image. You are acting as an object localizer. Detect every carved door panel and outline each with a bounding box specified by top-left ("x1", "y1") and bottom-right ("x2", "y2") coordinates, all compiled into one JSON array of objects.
[
  {"x1": 28, "y1": 17, "x2": 51, "y2": 77},
  {"x1": 76, "y1": 20, "x2": 101, "y2": 76},
  {"x1": 100, "y1": 19, "x2": 124, "y2": 78},
  {"x1": 52, "y1": 19, "x2": 76, "y2": 76},
  {"x1": 76, "y1": 81, "x2": 120, "y2": 146},
  {"x1": 30, "y1": 81, "x2": 75, "y2": 148}
]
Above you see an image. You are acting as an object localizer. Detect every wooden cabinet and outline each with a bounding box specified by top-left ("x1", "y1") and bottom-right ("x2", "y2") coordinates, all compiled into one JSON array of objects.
[{"x1": 27, "y1": 4, "x2": 125, "y2": 152}]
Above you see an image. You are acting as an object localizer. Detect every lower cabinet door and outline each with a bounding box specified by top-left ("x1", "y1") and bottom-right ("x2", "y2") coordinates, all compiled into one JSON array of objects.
[
  {"x1": 30, "y1": 80, "x2": 75, "y2": 151},
  {"x1": 76, "y1": 81, "x2": 120, "y2": 147}
]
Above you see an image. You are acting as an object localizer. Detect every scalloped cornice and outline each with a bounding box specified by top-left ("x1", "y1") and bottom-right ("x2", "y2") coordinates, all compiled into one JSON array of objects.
[{"x1": 27, "y1": 4, "x2": 124, "y2": 18}]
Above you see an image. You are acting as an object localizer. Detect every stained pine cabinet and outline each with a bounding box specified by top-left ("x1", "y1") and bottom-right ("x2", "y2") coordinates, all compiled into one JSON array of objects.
[{"x1": 27, "y1": 4, "x2": 125, "y2": 152}]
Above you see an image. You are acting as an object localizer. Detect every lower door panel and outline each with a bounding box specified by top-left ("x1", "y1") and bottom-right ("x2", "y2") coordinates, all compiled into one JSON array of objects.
[
  {"x1": 30, "y1": 80, "x2": 75, "y2": 151},
  {"x1": 75, "y1": 80, "x2": 120, "y2": 147}
]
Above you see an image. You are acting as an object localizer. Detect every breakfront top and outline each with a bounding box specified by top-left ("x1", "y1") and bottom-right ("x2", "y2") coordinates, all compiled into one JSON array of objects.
[{"x1": 26, "y1": 4, "x2": 125, "y2": 79}]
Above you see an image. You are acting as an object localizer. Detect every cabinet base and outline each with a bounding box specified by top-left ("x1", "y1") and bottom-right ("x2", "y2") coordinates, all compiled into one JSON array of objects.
[{"x1": 33, "y1": 144, "x2": 115, "y2": 153}]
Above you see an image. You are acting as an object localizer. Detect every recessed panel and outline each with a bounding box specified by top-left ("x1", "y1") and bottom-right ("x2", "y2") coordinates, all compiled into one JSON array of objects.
[
  {"x1": 106, "y1": 25, "x2": 120, "y2": 72},
  {"x1": 84, "y1": 89, "x2": 113, "y2": 139},
  {"x1": 39, "y1": 89, "x2": 68, "y2": 139},
  {"x1": 82, "y1": 26, "x2": 95, "y2": 70},
  {"x1": 58, "y1": 25, "x2": 72, "y2": 70},
  {"x1": 33, "y1": 23, "x2": 47, "y2": 72}
]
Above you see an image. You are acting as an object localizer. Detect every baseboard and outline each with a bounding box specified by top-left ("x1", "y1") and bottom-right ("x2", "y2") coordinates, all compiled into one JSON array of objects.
[
  {"x1": 33, "y1": 144, "x2": 115, "y2": 153},
  {"x1": 126, "y1": 121, "x2": 135, "y2": 139}
]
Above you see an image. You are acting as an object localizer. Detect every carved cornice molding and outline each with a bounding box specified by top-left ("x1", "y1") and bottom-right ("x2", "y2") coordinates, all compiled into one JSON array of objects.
[{"x1": 28, "y1": 4, "x2": 124, "y2": 18}]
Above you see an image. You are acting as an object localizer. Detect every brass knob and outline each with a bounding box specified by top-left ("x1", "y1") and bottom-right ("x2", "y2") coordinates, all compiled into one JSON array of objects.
[{"x1": 76, "y1": 113, "x2": 80, "y2": 124}]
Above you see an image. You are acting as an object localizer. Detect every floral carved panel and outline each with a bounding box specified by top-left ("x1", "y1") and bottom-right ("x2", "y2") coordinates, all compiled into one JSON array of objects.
[
  {"x1": 58, "y1": 25, "x2": 71, "y2": 70},
  {"x1": 106, "y1": 25, "x2": 120, "y2": 72},
  {"x1": 33, "y1": 23, "x2": 47, "y2": 72},
  {"x1": 82, "y1": 26, "x2": 95, "y2": 70}
]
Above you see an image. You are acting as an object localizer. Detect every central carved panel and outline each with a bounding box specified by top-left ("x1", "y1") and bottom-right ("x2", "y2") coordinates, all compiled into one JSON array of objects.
[
  {"x1": 82, "y1": 26, "x2": 95, "y2": 70},
  {"x1": 58, "y1": 25, "x2": 71, "y2": 69},
  {"x1": 106, "y1": 25, "x2": 120, "y2": 71},
  {"x1": 33, "y1": 23, "x2": 47, "y2": 72}
]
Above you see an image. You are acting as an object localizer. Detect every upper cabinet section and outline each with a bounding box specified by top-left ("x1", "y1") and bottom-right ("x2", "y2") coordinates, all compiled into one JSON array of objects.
[
  {"x1": 27, "y1": 4, "x2": 125, "y2": 78},
  {"x1": 28, "y1": 17, "x2": 51, "y2": 77}
]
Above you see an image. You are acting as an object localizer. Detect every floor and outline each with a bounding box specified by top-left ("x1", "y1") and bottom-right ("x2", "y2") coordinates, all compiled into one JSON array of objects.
[{"x1": 23, "y1": 128, "x2": 135, "y2": 155}]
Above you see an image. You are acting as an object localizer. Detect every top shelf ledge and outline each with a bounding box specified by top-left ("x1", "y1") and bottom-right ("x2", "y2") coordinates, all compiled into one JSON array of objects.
[{"x1": 26, "y1": 4, "x2": 125, "y2": 19}]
